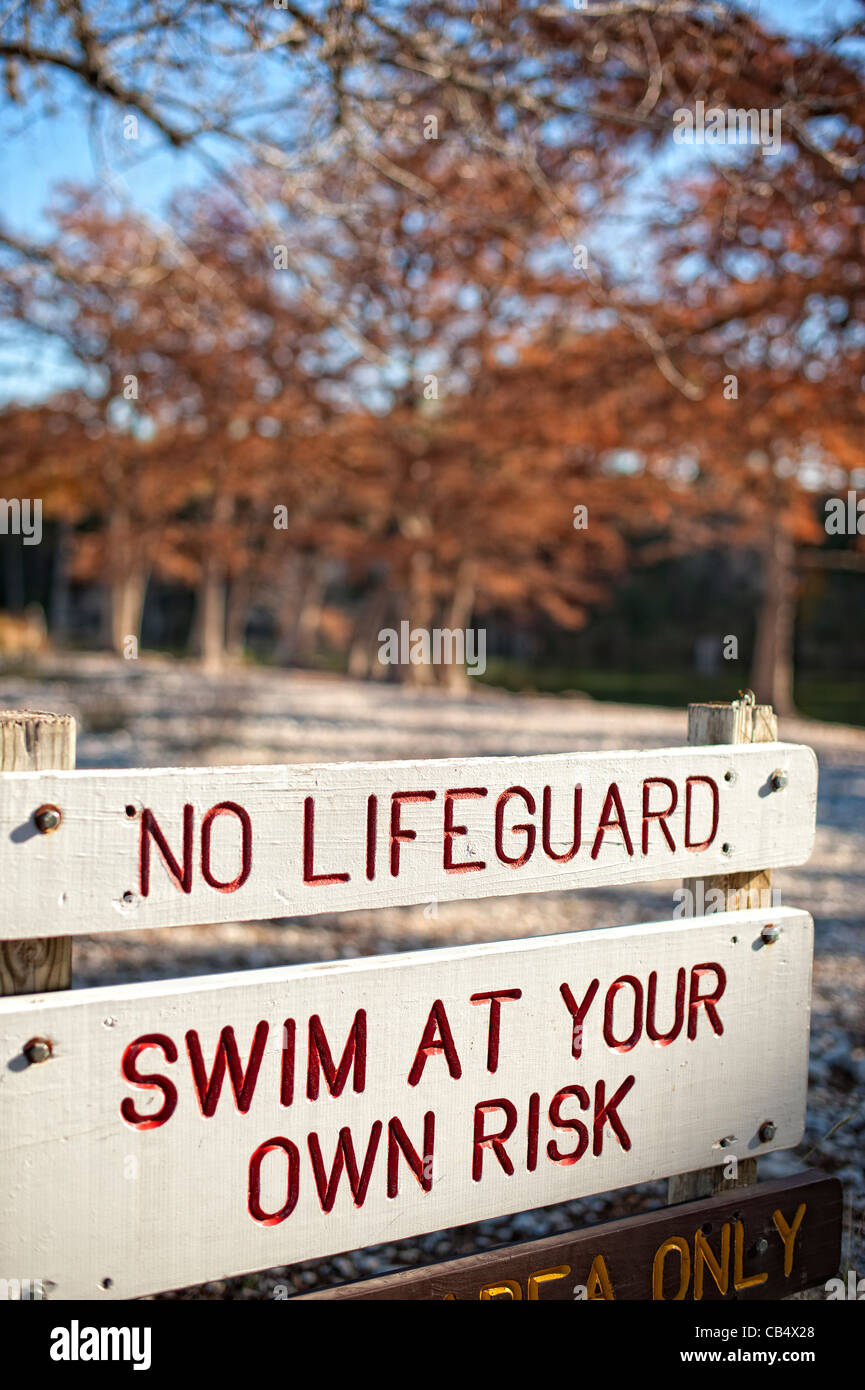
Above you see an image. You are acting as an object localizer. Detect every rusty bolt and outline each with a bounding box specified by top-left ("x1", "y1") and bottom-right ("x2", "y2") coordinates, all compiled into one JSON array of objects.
[
  {"x1": 24, "y1": 1037, "x2": 52, "y2": 1064},
  {"x1": 761, "y1": 923, "x2": 781, "y2": 945},
  {"x1": 758, "y1": 1121, "x2": 776, "y2": 1143},
  {"x1": 33, "y1": 804, "x2": 61, "y2": 834},
  {"x1": 770, "y1": 770, "x2": 788, "y2": 792}
]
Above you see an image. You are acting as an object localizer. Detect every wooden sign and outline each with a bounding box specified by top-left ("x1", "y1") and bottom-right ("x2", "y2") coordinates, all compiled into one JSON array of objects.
[
  {"x1": 298, "y1": 1172, "x2": 841, "y2": 1300},
  {"x1": 0, "y1": 743, "x2": 817, "y2": 937},
  {"x1": 0, "y1": 908, "x2": 812, "y2": 1299}
]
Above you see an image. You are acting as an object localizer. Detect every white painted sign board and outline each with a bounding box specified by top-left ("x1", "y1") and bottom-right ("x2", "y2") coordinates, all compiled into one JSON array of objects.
[
  {"x1": 0, "y1": 907, "x2": 812, "y2": 1299},
  {"x1": 0, "y1": 743, "x2": 816, "y2": 937}
]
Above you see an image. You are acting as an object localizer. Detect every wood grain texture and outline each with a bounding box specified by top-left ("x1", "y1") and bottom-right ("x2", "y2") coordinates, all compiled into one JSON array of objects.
[
  {"x1": 0, "y1": 907, "x2": 812, "y2": 1299},
  {"x1": 297, "y1": 1172, "x2": 841, "y2": 1301},
  {"x1": 0, "y1": 711, "x2": 75, "y2": 995},
  {"x1": 669, "y1": 701, "x2": 779, "y2": 1205},
  {"x1": 0, "y1": 742, "x2": 817, "y2": 939}
]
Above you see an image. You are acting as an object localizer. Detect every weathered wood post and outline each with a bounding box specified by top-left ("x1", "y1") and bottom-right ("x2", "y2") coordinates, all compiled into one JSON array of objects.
[
  {"x1": 667, "y1": 694, "x2": 778, "y2": 1203},
  {"x1": 0, "y1": 711, "x2": 76, "y2": 996}
]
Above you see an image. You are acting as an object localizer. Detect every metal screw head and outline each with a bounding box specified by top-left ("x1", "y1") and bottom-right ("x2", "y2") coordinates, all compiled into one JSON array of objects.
[
  {"x1": 33, "y1": 804, "x2": 62, "y2": 834},
  {"x1": 754, "y1": 1238, "x2": 769, "y2": 1255},
  {"x1": 770, "y1": 770, "x2": 788, "y2": 792},
  {"x1": 24, "y1": 1037, "x2": 52, "y2": 1064},
  {"x1": 761, "y1": 923, "x2": 780, "y2": 945},
  {"x1": 758, "y1": 1120, "x2": 776, "y2": 1143}
]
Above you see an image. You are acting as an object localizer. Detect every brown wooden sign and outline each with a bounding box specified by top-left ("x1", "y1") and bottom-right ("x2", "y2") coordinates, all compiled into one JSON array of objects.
[{"x1": 295, "y1": 1172, "x2": 841, "y2": 1301}]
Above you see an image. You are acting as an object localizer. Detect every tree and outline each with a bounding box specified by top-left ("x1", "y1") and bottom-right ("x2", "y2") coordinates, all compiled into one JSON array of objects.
[{"x1": 1, "y1": 2, "x2": 863, "y2": 699}]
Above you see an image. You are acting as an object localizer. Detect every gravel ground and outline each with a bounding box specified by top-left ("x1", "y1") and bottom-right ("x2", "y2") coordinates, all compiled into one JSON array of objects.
[{"x1": 3, "y1": 654, "x2": 862, "y2": 1300}]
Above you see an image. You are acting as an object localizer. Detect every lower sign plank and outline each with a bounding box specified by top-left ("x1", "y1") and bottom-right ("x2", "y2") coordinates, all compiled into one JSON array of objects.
[
  {"x1": 0, "y1": 908, "x2": 812, "y2": 1300},
  {"x1": 296, "y1": 1172, "x2": 842, "y2": 1300}
]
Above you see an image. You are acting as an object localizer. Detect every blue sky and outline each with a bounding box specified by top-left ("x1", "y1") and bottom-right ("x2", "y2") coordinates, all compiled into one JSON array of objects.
[
  {"x1": 0, "y1": 0, "x2": 859, "y2": 405},
  {"x1": 1, "y1": 0, "x2": 854, "y2": 233}
]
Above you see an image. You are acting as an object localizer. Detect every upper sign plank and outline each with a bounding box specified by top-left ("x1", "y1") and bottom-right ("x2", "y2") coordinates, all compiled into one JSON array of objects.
[
  {"x1": 0, "y1": 742, "x2": 816, "y2": 938},
  {"x1": 0, "y1": 907, "x2": 812, "y2": 1299}
]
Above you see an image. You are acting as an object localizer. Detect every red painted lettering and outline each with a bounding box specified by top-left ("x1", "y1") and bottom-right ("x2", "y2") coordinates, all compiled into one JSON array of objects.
[
  {"x1": 139, "y1": 805, "x2": 193, "y2": 896},
  {"x1": 280, "y1": 1019, "x2": 295, "y2": 1107},
  {"x1": 591, "y1": 783, "x2": 634, "y2": 859},
  {"x1": 560, "y1": 979, "x2": 599, "y2": 1060},
  {"x1": 248, "y1": 1137, "x2": 300, "y2": 1225},
  {"x1": 641, "y1": 778, "x2": 677, "y2": 854},
  {"x1": 443, "y1": 788, "x2": 487, "y2": 873},
  {"x1": 684, "y1": 776, "x2": 719, "y2": 851},
  {"x1": 186, "y1": 1022, "x2": 269, "y2": 1117},
  {"x1": 646, "y1": 968, "x2": 686, "y2": 1045},
  {"x1": 200, "y1": 801, "x2": 252, "y2": 892},
  {"x1": 494, "y1": 787, "x2": 536, "y2": 868},
  {"x1": 366, "y1": 794, "x2": 377, "y2": 881},
  {"x1": 303, "y1": 797, "x2": 350, "y2": 885},
  {"x1": 470, "y1": 988, "x2": 522, "y2": 1072},
  {"x1": 407, "y1": 1000, "x2": 462, "y2": 1086},
  {"x1": 527, "y1": 1091, "x2": 540, "y2": 1171},
  {"x1": 120, "y1": 1034, "x2": 178, "y2": 1129},
  {"x1": 308, "y1": 1123, "x2": 383, "y2": 1212},
  {"x1": 603, "y1": 976, "x2": 643, "y2": 1052},
  {"x1": 386, "y1": 1113, "x2": 435, "y2": 1197},
  {"x1": 547, "y1": 1084, "x2": 590, "y2": 1164},
  {"x1": 390, "y1": 790, "x2": 436, "y2": 877},
  {"x1": 687, "y1": 964, "x2": 726, "y2": 1039},
  {"x1": 307, "y1": 1010, "x2": 367, "y2": 1100},
  {"x1": 472, "y1": 1098, "x2": 517, "y2": 1181},
  {"x1": 542, "y1": 785, "x2": 582, "y2": 863},
  {"x1": 593, "y1": 1075, "x2": 635, "y2": 1154}
]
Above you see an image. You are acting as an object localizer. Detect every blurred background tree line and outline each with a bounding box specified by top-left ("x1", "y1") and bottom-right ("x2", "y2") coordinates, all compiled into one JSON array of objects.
[{"x1": 0, "y1": 0, "x2": 862, "y2": 720}]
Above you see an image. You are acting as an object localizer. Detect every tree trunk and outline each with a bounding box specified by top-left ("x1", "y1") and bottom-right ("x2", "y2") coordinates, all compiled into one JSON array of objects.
[
  {"x1": 272, "y1": 557, "x2": 302, "y2": 664},
  {"x1": 272, "y1": 557, "x2": 328, "y2": 667},
  {"x1": 197, "y1": 557, "x2": 227, "y2": 673},
  {"x1": 193, "y1": 491, "x2": 234, "y2": 672},
  {"x1": 226, "y1": 577, "x2": 250, "y2": 661},
  {"x1": 3, "y1": 535, "x2": 24, "y2": 612},
  {"x1": 751, "y1": 517, "x2": 796, "y2": 716},
  {"x1": 439, "y1": 559, "x2": 477, "y2": 694},
  {"x1": 404, "y1": 550, "x2": 435, "y2": 686},
  {"x1": 293, "y1": 558, "x2": 327, "y2": 667},
  {"x1": 348, "y1": 582, "x2": 391, "y2": 680},
  {"x1": 106, "y1": 565, "x2": 148, "y2": 656},
  {"x1": 49, "y1": 521, "x2": 72, "y2": 646}
]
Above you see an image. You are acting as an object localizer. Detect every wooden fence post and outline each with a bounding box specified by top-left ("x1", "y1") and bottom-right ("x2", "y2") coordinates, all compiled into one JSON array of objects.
[
  {"x1": 667, "y1": 694, "x2": 778, "y2": 1203},
  {"x1": 0, "y1": 711, "x2": 76, "y2": 996}
]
